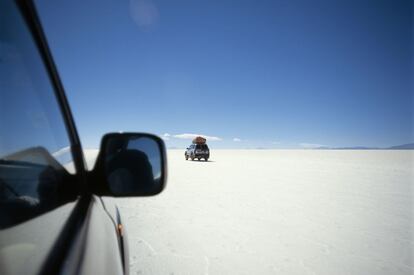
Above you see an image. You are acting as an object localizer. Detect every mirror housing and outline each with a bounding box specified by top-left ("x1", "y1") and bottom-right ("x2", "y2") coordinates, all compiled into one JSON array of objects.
[{"x1": 90, "y1": 133, "x2": 167, "y2": 197}]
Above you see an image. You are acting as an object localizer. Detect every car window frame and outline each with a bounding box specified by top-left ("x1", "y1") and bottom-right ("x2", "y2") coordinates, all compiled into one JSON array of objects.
[{"x1": 16, "y1": 0, "x2": 87, "y2": 186}]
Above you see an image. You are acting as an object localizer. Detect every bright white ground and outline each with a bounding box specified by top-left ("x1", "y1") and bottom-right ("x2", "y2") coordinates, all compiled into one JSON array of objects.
[{"x1": 114, "y1": 150, "x2": 413, "y2": 275}]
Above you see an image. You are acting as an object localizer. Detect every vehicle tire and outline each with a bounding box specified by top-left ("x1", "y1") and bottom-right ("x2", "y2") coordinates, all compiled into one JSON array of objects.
[
  {"x1": 204, "y1": 158, "x2": 208, "y2": 161},
  {"x1": 197, "y1": 158, "x2": 201, "y2": 161},
  {"x1": 185, "y1": 154, "x2": 188, "y2": 160}
]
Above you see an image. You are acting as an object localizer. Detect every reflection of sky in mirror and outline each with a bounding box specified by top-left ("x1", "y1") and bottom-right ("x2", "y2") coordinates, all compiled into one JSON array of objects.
[{"x1": 127, "y1": 137, "x2": 161, "y2": 179}]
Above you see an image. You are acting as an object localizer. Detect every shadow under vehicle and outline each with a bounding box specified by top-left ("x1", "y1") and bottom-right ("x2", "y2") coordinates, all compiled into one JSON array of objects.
[{"x1": 0, "y1": 1, "x2": 167, "y2": 274}]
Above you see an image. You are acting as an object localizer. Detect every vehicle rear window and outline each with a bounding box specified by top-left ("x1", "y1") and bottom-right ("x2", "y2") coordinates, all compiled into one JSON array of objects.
[{"x1": 195, "y1": 145, "x2": 208, "y2": 150}]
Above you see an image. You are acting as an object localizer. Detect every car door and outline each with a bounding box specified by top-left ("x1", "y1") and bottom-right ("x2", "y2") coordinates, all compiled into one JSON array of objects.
[{"x1": 0, "y1": 1, "x2": 124, "y2": 274}]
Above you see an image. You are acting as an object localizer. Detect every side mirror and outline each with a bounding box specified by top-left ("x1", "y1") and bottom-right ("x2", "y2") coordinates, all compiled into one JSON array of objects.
[{"x1": 90, "y1": 133, "x2": 167, "y2": 196}]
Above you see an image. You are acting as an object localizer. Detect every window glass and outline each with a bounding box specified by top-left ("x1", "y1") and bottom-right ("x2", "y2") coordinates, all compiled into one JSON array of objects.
[
  {"x1": 0, "y1": 0, "x2": 76, "y2": 228},
  {"x1": 195, "y1": 144, "x2": 208, "y2": 150}
]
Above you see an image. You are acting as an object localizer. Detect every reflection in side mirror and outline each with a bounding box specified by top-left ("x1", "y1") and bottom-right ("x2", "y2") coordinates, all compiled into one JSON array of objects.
[{"x1": 92, "y1": 133, "x2": 167, "y2": 197}]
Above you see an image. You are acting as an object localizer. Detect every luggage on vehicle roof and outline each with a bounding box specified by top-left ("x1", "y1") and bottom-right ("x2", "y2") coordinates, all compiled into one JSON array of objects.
[{"x1": 192, "y1": 136, "x2": 206, "y2": 144}]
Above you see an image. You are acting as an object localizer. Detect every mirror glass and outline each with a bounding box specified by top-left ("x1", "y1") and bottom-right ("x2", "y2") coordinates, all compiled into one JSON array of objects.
[{"x1": 103, "y1": 134, "x2": 163, "y2": 196}]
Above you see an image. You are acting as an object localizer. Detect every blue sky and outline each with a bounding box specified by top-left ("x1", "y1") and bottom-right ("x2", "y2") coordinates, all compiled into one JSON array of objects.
[{"x1": 36, "y1": 0, "x2": 413, "y2": 149}]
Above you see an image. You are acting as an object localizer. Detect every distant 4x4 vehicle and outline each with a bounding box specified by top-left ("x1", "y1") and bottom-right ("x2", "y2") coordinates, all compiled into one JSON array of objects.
[{"x1": 185, "y1": 137, "x2": 210, "y2": 161}]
